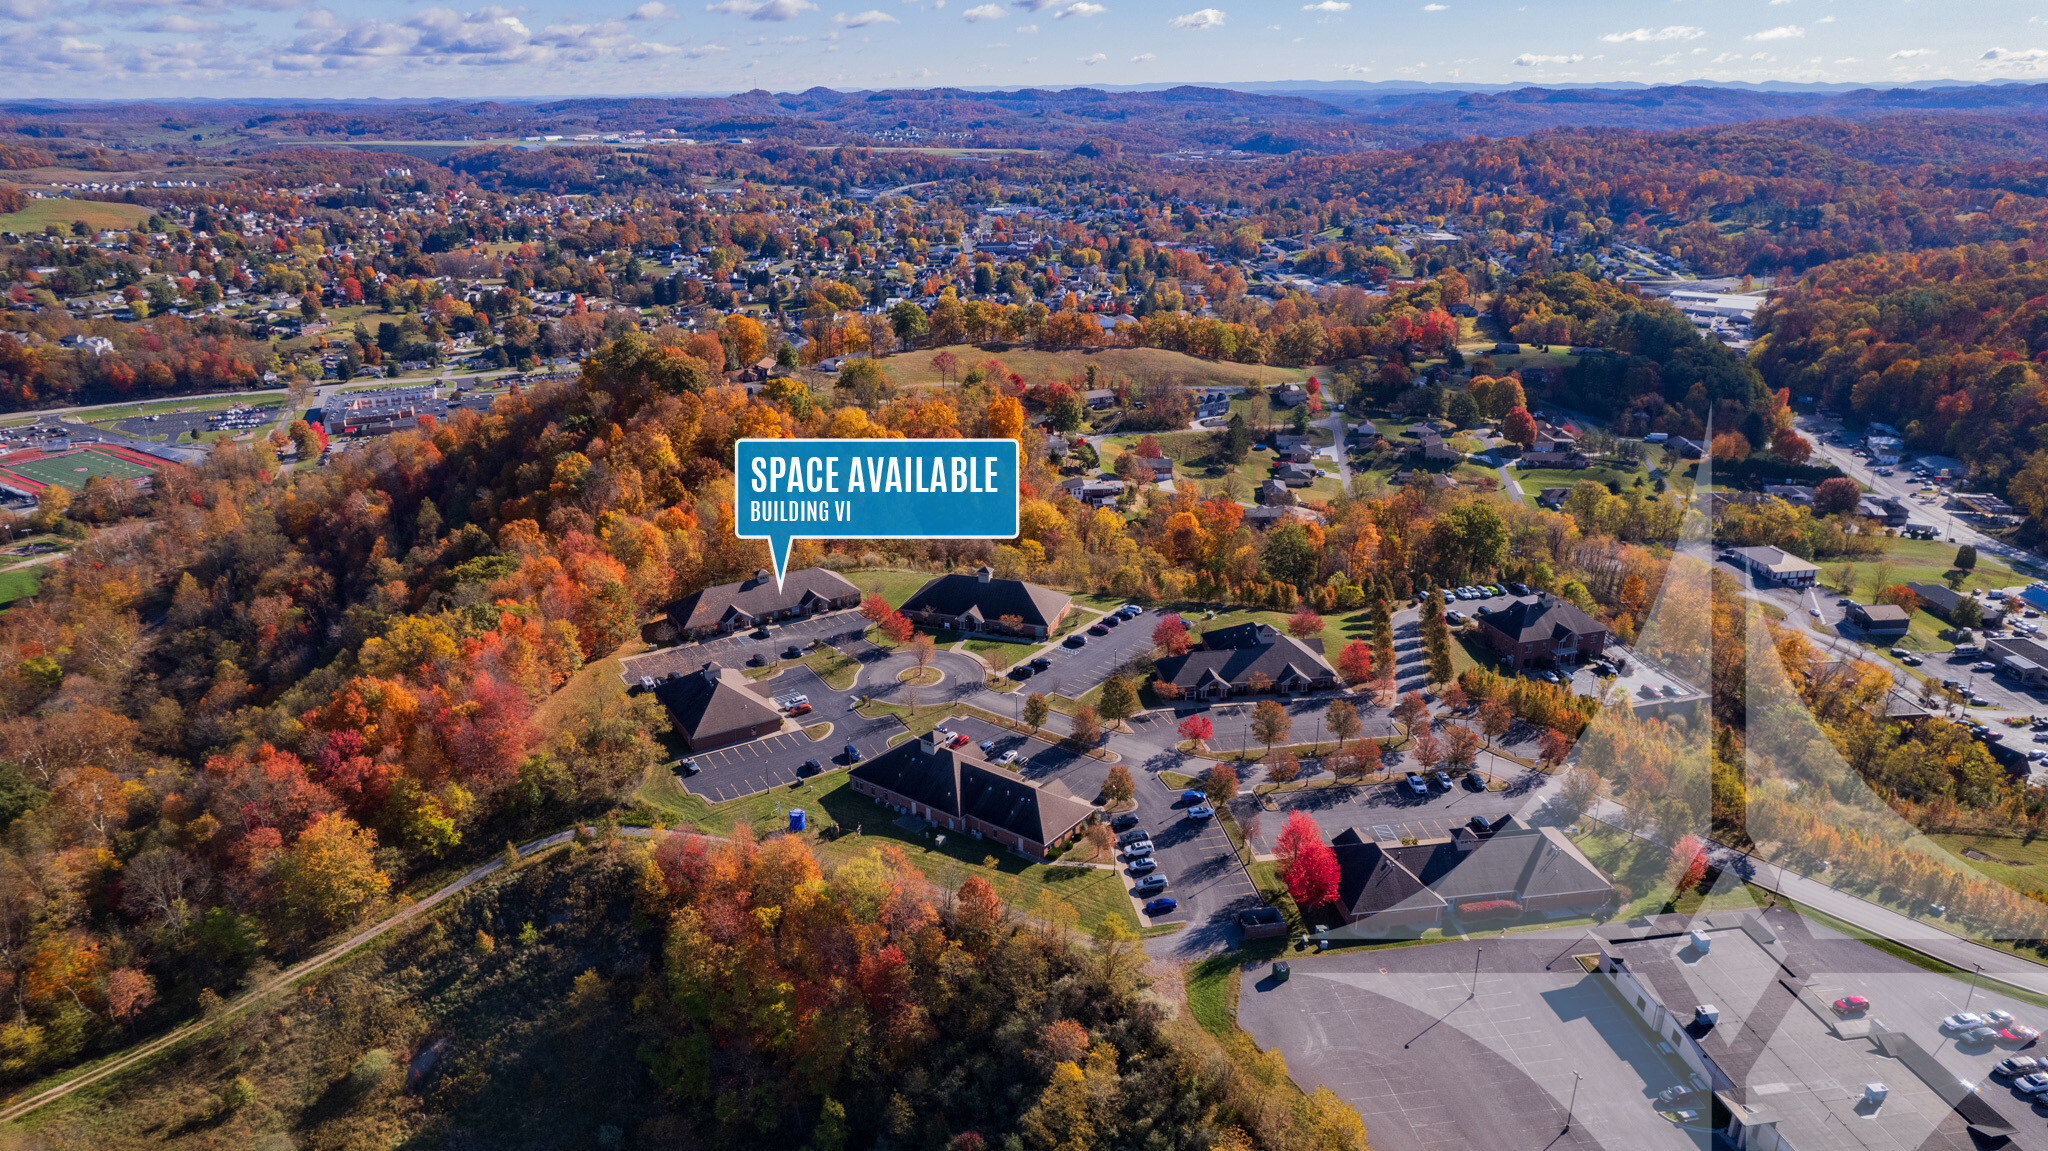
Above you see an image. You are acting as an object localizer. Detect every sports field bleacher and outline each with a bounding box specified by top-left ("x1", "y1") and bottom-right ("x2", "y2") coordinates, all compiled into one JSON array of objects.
[{"x1": 0, "y1": 444, "x2": 173, "y2": 494}]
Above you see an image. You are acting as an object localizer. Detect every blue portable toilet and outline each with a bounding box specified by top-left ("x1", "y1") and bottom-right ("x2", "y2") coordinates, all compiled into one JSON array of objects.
[{"x1": 789, "y1": 808, "x2": 806, "y2": 833}]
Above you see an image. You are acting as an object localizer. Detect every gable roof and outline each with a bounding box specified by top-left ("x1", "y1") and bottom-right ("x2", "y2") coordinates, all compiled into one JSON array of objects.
[
  {"x1": 1331, "y1": 821, "x2": 1610, "y2": 919},
  {"x1": 901, "y1": 569, "x2": 1071, "y2": 629},
  {"x1": 665, "y1": 567, "x2": 859, "y2": 632},
  {"x1": 1476, "y1": 594, "x2": 1608, "y2": 645},
  {"x1": 1153, "y1": 622, "x2": 1336, "y2": 690},
  {"x1": 655, "y1": 662, "x2": 782, "y2": 740},
  {"x1": 850, "y1": 738, "x2": 1094, "y2": 847}
]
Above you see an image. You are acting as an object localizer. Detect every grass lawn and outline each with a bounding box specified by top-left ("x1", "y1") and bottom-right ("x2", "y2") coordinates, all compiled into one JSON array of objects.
[
  {"x1": 0, "y1": 565, "x2": 41, "y2": 606},
  {"x1": 844, "y1": 567, "x2": 934, "y2": 609},
  {"x1": 870, "y1": 344, "x2": 1302, "y2": 391},
  {"x1": 1925, "y1": 832, "x2": 2048, "y2": 898},
  {"x1": 1514, "y1": 465, "x2": 1648, "y2": 494},
  {"x1": 962, "y1": 635, "x2": 1031, "y2": 670},
  {"x1": 532, "y1": 636, "x2": 648, "y2": 741},
  {"x1": 0, "y1": 198, "x2": 153, "y2": 234},
  {"x1": 639, "y1": 769, "x2": 1140, "y2": 934},
  {"x1": 1857, "y1": 537, "x2": 2017, "y2": 595},
  {"x1": 1569, "y1": 823, "x2": 1768, "y2": 920}
]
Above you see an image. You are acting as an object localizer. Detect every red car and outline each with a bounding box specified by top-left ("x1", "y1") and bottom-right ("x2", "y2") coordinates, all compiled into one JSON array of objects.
[
  {"x1": 2003, "y1": 1025, "x2": 2041, "y2": 1046},
  {"x1": 949, "y1": 732, "x2": 971, "y2": 748},
  {"x1": 1832, "y1": 996, "x2": 1871, "y2": 1016},
  {"x1": 787, "y1": 702, "x2": 812, "y2": 716}
]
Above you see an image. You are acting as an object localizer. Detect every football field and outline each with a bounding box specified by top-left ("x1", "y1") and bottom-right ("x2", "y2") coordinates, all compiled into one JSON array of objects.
[{"x1": 0, "y1": 447, "x2": 158, "y2": 492}]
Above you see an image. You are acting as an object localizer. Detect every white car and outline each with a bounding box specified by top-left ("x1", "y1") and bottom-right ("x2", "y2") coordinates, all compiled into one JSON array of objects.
[
  {"x1": 2018, "y1": 1072, "x2": 2048, "y2": 1096},
  {"x1": 1943, "y1": 1012, "x2": 1988, "y2": 1032},
  {"x1": 998, "y1": 750, "x2": 1020, "y2": 765},
  {"x1": 1121, "y1": 840, "x2": 1155, "y2": 859}
]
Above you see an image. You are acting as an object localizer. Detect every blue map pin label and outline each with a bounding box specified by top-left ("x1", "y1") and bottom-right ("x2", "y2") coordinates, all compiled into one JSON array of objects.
[{"x1": 734, "y1": 437, "x2": 1023, "y2": 591}]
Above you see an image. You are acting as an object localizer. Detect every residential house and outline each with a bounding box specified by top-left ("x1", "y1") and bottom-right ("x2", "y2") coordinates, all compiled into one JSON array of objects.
[
  {"x1": 900, "y1": 566, "x2": 1072, "y2": 639},
  {"x1": 1908, "y1": 582, "x2": 2005, "y2": 627},
  {"x1": 1844, "y1": 603, "x2": 1911, "y2": 637},
  {"x1": 1668, "y1": 437, "x2": 1706, "y2": 459},
  {"x1": 1329, "y1": 816, "x2": 1613, "y2": 934},
  {"x1": 1151, "y1": 622, "x2": 1337, "y2": 699},
  {"x1": 1136, "y1": 456, "x2": 1174, "y2": 482},
  {"x1": 654, "y1": 662, "x2": 785, "y2": 751},
  {"x1": 1475, "y1": 593, "x2": 1611, "y2": 670},
  {"x1": 1763, "y1": 484, "x2": 1816, "y2": 507},
  {"x1": 1058, "y1": 476, "x2": 1125, "y2": 507},
  {"x1": 1081, "y1": 389, "x2": 1117, "y2": 409},
  {"x1": 848, "y1": 735, "x2": 1094, "y2": 859},
  {"x1": 1348, "y1": 420, "x2": 1378, "y2": 443},
  {"x1": 1273, "y1": 461, "x2": 1318, "y2": 487},
  {"x1": 1537, "y1": 487, "x2": 1570, "y2": 510},
  {"x1": 1273, "y1": 383, "x2": 1309, "y2": 408},
  {"x1": 1244, "y1": 503, "x2": 1324, "y2": 529},
  {"x1": 1407, "y1": 432, "x2": 1462, "y2": 465},
  {"x1": 660, "y1": 567, "x2": 861, "y2": 641},
  {"x1": 1259, "y1": 479, "x2": 1295, "y2": 506},
  {"x1": 1521, "y1": 446, "x2": 1591, "y2": 468},
  {"x1": 1857, "y1": 496, "x2": 1911, "y2": 527},
  {"x1": 1728, "y1": 546, "x2": 1819, "y2": 588}
]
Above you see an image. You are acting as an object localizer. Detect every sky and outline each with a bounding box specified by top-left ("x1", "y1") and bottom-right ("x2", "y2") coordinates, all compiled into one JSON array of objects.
[{"x1": 3, "y1": 0, "x2": 2047, "y2": 100}]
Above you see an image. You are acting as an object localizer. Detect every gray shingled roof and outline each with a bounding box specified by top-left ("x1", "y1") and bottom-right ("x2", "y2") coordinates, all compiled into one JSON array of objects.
[
  {"x1": 1153, "y1": 622, "x2": 1336, "y2": 691},
  {"x1": 850, "y1": 739, "x2": 1093, "y2": 848},
  {"x1": 1331, "y1": 821, "x2": 1610, "y2": 920},
  {"x1": 665, "y1": 567, "x2": 858, "y2": 633},
  {"x1": 1475, "y1": 593, "x2": 1607, "y2": 645},
  {"x1": 901, "y1": 569, "x2": 1071, "y2": 630},
  {"x1": 654, "y1": 662, "x2": 782, "y2": 741}
]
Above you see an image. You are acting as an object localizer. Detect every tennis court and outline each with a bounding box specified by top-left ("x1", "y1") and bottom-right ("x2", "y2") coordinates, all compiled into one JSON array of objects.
[{"x1": 0, "y1": 446, "x2": 161, "y2": 492}]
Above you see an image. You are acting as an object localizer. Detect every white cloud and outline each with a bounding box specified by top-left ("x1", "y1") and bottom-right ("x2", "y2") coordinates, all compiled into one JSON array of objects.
[
  {"x1": 1130, "y1": 50, "x2": 1152, "y2": 60},
  {"x1": 834, "y1": 8, "x2": 896, "y2": 23},
  {"x1": 629, "y1": 1, "x2": 674, "y2": 17},
  {"x1": 1420, "y1": 3, "x2": 1445, "y2": 9},
  {"x1": 0, "y1": 0, "x2": 54, "y2": 19},
  {"x1": 706, "y1": 0, "x2": 819, "y2": 19},
  {"x1": 1599, "y1": 25, "x2": 1703, "y2": 43},
  {"x1": 1077, "y1": 49, "x2": 1104, "y2": 62},
  {"x1": 1011, "y1": 0, "x2": 1060, "y2": 10},
  {"x1": 1015, "y1": 21, "x2": 1033, "y2": 30},
  {"x1": 1815, "y1": 14, "x2": 1834, "y2": 22},
  {"x1": 686, "y1": 40, "x2": 729, "y2": 54},
  {"x1": 1301, "y1": 1, "x2": 1347, "y2": 10},
  {"x1": 1888, "y1": 48, "x2": 1933, "y2": 59},
  {"x1": 1055, "y1": 2, "x2": 1103, "y2": 16},
  {"x1": 1746, "y1": 24, "x2": 1802, "y2": 41},
  {"x1": 962, "y1": 4, "x2": 1002, "y2": 19},
  {"x1": 1513, "y1": 52, "x2": 1582, "y2": 65},
  {"x1": 1709, "y1": 51, "x2": 1738, "y2": 63},
  {"x1": 1169, "y1": 6, "x2": 1223, "y2": 28},
  {"x1": 138, "y1": 13, "x2": 224, "y2": 31},
  {"x1": 1981, "y1": 46, "x2": 2048, "y2": 68}
]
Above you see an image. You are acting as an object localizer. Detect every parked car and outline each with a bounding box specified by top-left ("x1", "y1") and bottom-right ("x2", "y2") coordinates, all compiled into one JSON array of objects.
[
  {"x1": 677, "y1": 756, "x2": 699, "y2": 775},
  {"x1": 1120, "y1": 604, "x2": 1144, "y2": 617},
  {"x1": 1188, "y1": 804, "x2": 1215, "y2": 820},
  {"x1": 1406, "y1": 772, "x2": 1429, "y2": 795},
  {"x1": 1088, "y1": 624, "x2": 1110, "y2": 637},
  {"x1": 1111, "y1": 813, "x2": 1139, "y2": 830},
  {"x1": 1445, "y1": 610, "x2": 1466, "y2": 625},
  {"x1": 950, "y1": 732, "x2": 971, "y2": 747},
  {"x1": 2003, "y1": 1026, "x2": 2040, "y2": 1046},
  {"x1": 1143, "y1": 896, "x2": 1179, "y2": 916},
  {"x1": 1029, "y1": 657, "x2": 1051, "y2": 671},
  {"x1": 1996, "y1": 1056, "x2": 2042, "y2": 1079},
  {"x1": 998, "y1": 750, "x2": 1020, "y2": 765},
  {"x1": 1464, "y1": 772, "x2": 1487, "y2": 791},
  {"x1": 1987, "y1": 1010, "x2": 2019, "y2": 1027},
  {"x1": 788, "y1": 702, "x2": 812, "y2": 716},
  {"x1": 1118, "y1": 828, "x2": 1150, "y2": 844},
  {"x1": 1133, "y1": 875, "x2": 1168, "y2": 895},
  {"x1": 2019, "y1": 1072, "x2": 2048, "y2": 1095},
  {"x1": 1832, "y1": 996, "x2": 1871, "y2": 1016},
  {"x1": 1121, "y1": 840, "x2": 1154, "y2": 859},
  {"x1": 1964, "y1": 1027, "x2": 2003, "y2": 1046},
  {"x1": 1943, "y1": 1013, "x2": 1987, "y2": 1032},
  {"x1": 752, "y1": 626, "x2": 771, "y2": 639},
  {"x1": 1974, "y1": 661, "x2": 1999, "y2": 673},
  {"x1": 1009, "y1": 666, "x2": 1034, "y2": 680},
  {"x1": 799, "y1": 758, "x2": 821, "y2": 775},
  {"x1": 1065, "y1": 634, "x2": 1087, "y2": 648},
  {"x1": 1181, "y1": 789, "x2": 1208, "y2": 804},
  {"x1": 1126, "y1": 856, "x2": 1158, "y2": 875},
  {"x1": 1508, "y1": 582, "x2": 1531, "y2": 596},
  {"x1": 1902, "y1": 654, "x2": 1924, "y2": 665},
  {"x1": 1101, "y1": 615, "x2": 1120, "y2": 628},
  {"x1": 1435, "y1": 771, "x2": 1453, "y2": 789},
  {"x1": 980, "y1": 739, "x2": 997, "y2": 753},
  {"x1": 783, "y1": 646, "x2": 803, "y2": 659}
]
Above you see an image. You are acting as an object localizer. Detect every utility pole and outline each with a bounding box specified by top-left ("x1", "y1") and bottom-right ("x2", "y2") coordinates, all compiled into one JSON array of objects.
[
  {"x1": 1564, "y1": 1070, "x2": 1582, "y2": 1132},
  {"x1": 1963, "y1": 963, "x2": 1984, "y2": 1014},
  {"x1": 1471, "y1": 947, "x2": 1483, "y2": 997}
]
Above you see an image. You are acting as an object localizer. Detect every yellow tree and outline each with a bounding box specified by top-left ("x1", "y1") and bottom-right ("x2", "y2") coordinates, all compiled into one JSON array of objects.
[{"x1": 279, "y1": 813, "x2": 391, "y2": 932}]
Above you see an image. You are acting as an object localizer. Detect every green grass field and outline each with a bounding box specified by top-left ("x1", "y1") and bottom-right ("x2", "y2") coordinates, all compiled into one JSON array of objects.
[
  {"x1": 0, "y1": 198, "x2": 153, "y2": 235},
  {"x1": 843, "y1": 567, "x2": 935, "y2": 608},
  {"x1": 1514, "y1": 465, "x2": 1649, "y2": 494},
  {"x1": 0, "y1": 565, "x2": 41, "y2": 607},
  {"x1": 1, "y1": 447, "x2": 155, "y2": 492}
]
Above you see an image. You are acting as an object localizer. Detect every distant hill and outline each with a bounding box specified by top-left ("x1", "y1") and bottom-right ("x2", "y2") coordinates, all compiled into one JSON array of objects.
[{"x1": 9, "y1": 82, "x2": 2048, "y2": 154}]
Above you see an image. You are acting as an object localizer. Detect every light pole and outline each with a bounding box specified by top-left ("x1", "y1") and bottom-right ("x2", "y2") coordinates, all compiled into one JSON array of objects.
[
  {"x1": 1564, "y1": 1070, "x2": 1582, "y2": 1132},
  {"x1": 1963, "y1": 963, "x2": 1984, "y2": 1013},
  {"x1": 1471, "y1": 947, "x2": 1483, "y2": 997}
]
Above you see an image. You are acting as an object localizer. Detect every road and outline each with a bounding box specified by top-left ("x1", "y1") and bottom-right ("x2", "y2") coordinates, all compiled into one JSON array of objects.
[{"x1": 0, "y1": 823, "x2": 665, "y2": 1124}]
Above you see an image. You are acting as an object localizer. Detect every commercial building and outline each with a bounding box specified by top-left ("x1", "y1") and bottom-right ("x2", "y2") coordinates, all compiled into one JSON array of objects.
[
  {"x1": 658, "y1": 567, "x2": 860, "y2": 642},
  {"x1": 847, "y1": 734, "x2": 1094, "y2": 859},
  {"x1": 1988, "y1": 635, "x2": 2048, "y2": 687},
  {"x1": 1728, "y1": 546, "x2": 1819, "y2": 588},
  {"x1": 1474, "y1": 594, "x2": 1611, "y2": 670},
  {"x1": 1844, "y1": 603, "x2": 1910, "y2": 637},
  {"x1": 1328, "y1": 815, "x2": 1612, "y2": 935},
  {"x1": 322, "y1": 384, "x2": 449, "y2": 437},
  {"x1": 1151, "y1": 621, "x2": 1338, "y2": 699},
  {"x1": 652, "y1": 662, "x2": 785, "y2": 751},
  {"x1": 900, "y1": 566, "x2": 1071, "y2": 639},
  {"x1": 1907, "y1": 582, "x2": 2004, "y2": 628}
]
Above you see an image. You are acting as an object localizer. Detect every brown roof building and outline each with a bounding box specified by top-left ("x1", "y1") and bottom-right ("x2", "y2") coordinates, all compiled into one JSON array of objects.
[
  {"x1": 654, "y1": 661, "x2": 785, "y2": 751},
  {"x1": 900, "y1": 566, "x2": 1071, "y2": 639},
  {"x1": 1329, "y1": 816, "x2": 1612, "y2": 936},
  {"x1": 848, "y1": 734, "x2": 1095, "y2": 859},
  {"x1": 1152, "y1": 622, "x2": 1337, "y2": 699},
  {"x1": 1474, "y1": 593, "x2": 1610, "y2": 670},
  {"x1": 660, "y1": 567, "x2": 860, "y2": 641}
]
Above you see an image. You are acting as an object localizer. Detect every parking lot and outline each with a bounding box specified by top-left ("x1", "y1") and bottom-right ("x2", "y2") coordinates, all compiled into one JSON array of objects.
[
  {"x1": 1233, "y1": 764, "x2": 1544, "y2": 855},
  {"x1": 1190, "y1": 696, "x2": 1396, "y2": 760},
  {"x1": 1024, "y1": 607, "x2": 1156, "y2": 699}
]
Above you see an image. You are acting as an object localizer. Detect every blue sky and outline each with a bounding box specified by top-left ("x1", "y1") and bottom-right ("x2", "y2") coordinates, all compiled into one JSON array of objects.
[{"x1": 2, "y1": 0, "x2": 2044, "y2": 99}]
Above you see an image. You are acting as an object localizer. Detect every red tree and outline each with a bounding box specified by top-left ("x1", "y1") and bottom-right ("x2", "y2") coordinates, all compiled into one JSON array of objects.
[
  {"x1": 1814, "y1": 477, "x2": 1862, "y2": 516},
  {"x1": 1501, "y1": 406, "x2": 1539, "y2": 449},
  {"x1": 1537, "y1": 728, "x2": 1572, "y2": 770},
  {"x1": 1275, "y1": 811, "x2": 1340, "y2": 909},
  {"x1": 1178, "y1": 714, "x2": 1214, "y2": 746},
  {"x1": 1669, "y1": 834, "x2": 1708, "y2": 895},
  {"x1": 1336, "y1": 638, "x2": 1374, "y2": 683},
  {"x1": 879, "y1": 610, "x2": 916, "y2": 644},
  {"x1": 1135, "y1": 434, "x2": 1163, "y2": 459},
  {"x1": 1771, "y1": 428, "x2": 1812, "y2": 465},
  {"x1": 859, "y1": 594, "x2": 891, "y2": 623},
  {"x1": 1152, "y1": 613, "x2": 1192, "y2": 656},
  {"x1": 1286, "y1": 607, "x2": 1325, "y2": 640}
]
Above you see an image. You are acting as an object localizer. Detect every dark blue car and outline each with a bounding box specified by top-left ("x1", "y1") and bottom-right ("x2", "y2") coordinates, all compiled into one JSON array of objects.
[
  {"x1": 1181, "y1": 789, "x2": 1206, "y2": 804},
  {"x1": 1143, "y1": 896, "x2": 1179, "y2": 916}
]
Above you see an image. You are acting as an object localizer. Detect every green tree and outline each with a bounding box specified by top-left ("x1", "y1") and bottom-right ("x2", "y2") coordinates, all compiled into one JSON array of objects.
[
  {"x1": 1101, "y1": 763, "x2": 1135, "y2": 806},
  {"x1": 1098, "y1": 675, "x2": 1138, "y2": 726},
  {"x1": 1262, "y1": 520, "x2": 1317, "y2": 589},
  {"x1": 1023, "y1": 692, "x2": 1050, "y2": 731},
  {"x1": 1430, "y1": 502, "x2": 1508, "y2": 583},
  {"x1": 888, "y1": 301, "x2": 929, "y2": 348},
  {"x1": 1250, "y1": 699, "x2": 1292, "y2": 753},
  {"x1": 1421, "y1": 589, "x2": 1455, "y2": 685},
  {"x1": 837, "y1": 357, "x2": 894, "y2": 409},
  {"x1": 1956, "y1": 544, "x2": 1978, "y2": 572}
]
